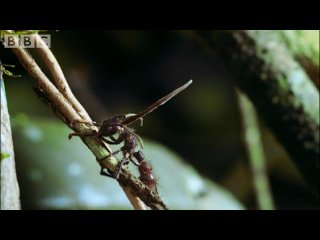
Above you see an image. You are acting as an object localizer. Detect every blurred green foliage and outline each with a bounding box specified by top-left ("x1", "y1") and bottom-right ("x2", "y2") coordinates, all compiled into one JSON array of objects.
[
  {"x1": 279, "y1": 30, "x2": 319, "y2": 65},
  {"x1": 1, "y1": 152, "x2": 10, "y2": 161}
]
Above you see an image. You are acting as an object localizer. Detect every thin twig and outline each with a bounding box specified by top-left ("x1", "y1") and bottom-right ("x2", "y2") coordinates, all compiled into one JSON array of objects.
[
  {"x1": 9, "y1": 38, "x2": 81, "y2": 124},
  {"x1": 122, "y1": 186, "x2": 147, "y2": 210},
  {"x1": 8, "y1": 33, "x2": 167, "y2": 210},
  {"x1": 30, "y1": 34, "x2": 91, "y2": 120},
  {"x1": 237, "y1": 90, "x2": 275, "y2": 210}
]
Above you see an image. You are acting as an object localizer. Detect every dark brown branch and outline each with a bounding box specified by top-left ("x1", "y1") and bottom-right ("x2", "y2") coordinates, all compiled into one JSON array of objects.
[{"x1": 193, "y1": 30, "x2": 319, "y2": 193}]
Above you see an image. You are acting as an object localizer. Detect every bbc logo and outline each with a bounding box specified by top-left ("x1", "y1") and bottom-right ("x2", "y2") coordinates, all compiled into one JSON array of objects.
[{"x1": 1, "y1": 34, "x2": 51, "y2": 48}]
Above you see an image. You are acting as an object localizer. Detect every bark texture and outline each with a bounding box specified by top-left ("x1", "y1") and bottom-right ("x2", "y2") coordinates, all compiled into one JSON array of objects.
[
  {"x1": 1, "y1": 74, "x2": 21, "y2": 210},
  {"x1": 195, "y1": 30, "x2": 319, "y2": 193}
]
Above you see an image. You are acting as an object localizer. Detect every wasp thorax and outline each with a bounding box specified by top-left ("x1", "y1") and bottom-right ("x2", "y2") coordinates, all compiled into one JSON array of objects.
[{"x1": 124, "y1": 134, "x2": 137, "y2": 149}]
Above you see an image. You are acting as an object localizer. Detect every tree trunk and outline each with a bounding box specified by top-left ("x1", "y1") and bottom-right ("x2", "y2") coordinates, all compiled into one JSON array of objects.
[
  {"x1": 1, "y1": 70, "x2": 21, "y2": 210},
  {"x1": 194, "y1": 30, "x2": 319, "y2": 193}
]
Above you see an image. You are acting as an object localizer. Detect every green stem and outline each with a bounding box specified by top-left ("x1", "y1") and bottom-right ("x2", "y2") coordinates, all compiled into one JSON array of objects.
[{"x1": 238, "y1": 90, "x2": 275, "y2": 210}]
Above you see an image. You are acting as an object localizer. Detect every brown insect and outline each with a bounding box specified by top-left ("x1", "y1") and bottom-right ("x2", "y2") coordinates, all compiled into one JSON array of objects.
[
  {"x1": 69, "y1": 80, "x2": 193, "y2": 181},
  {"x1": 134, "y1": 151, "x2": 157, "y2": 192}
]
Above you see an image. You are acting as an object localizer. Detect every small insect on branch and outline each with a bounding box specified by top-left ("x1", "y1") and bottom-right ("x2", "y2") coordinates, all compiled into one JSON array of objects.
[{"x1": 69, "y1": 80, "x2": 193, "y2": 197}]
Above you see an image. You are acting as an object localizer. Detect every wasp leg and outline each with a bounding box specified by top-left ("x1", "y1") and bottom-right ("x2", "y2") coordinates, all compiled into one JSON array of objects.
[
  {"x1": 100, "y1": 168, "x2": 115, "y2": 178},
  {"x1": 101, "y1": 135, "x2": 124, "y2": 145},
  {"x1": 130, "y1": 159, "x2": 140, "y2": 166},
  {"x1": 115, "y1": 158, "x2": 130, "y2": 179},
  {"x1": 68, "y1": 131, "x2": 97, "y2": 139}
]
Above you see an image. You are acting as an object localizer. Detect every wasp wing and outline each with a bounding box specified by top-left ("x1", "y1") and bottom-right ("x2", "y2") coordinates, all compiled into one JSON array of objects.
[{"x1": 122, "y1": 80, "x2": 192, "y2": 126}]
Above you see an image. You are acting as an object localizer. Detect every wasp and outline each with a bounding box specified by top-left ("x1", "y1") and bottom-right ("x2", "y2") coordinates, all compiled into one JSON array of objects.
[{"x1": 69, "y1": 80, "x2": 192, "y2": 180}]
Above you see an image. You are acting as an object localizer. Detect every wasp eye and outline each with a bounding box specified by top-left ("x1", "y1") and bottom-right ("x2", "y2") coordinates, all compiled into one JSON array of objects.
[{"x1": 114, "y1": 126, "x2": 123, "y2": 132}]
